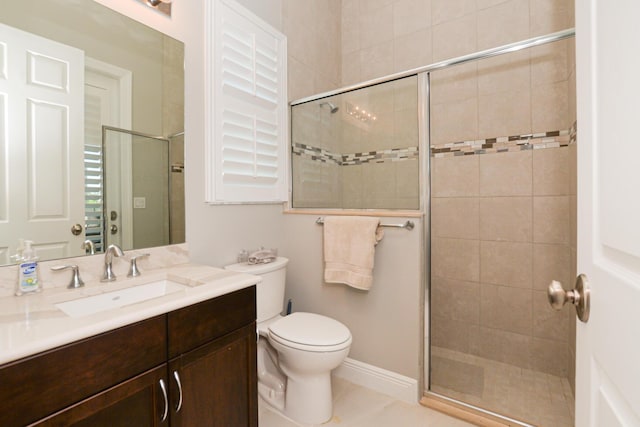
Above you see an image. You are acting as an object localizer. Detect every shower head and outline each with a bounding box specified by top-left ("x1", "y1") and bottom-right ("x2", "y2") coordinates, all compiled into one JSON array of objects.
[{"x1": 319, "y1": 101, "x2": 339, "y2": 114}]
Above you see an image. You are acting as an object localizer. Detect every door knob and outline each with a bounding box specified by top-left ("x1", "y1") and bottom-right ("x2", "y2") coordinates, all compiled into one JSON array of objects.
[
  {"x1": 547, "y1": 274, "x2": 590, "y2": 323},
  {"x1": 71, "y1": 224, "x2": 83, "y2": 236},
  {"x1": 110, "y1": 224, "x2": 118, "y2": 235}
]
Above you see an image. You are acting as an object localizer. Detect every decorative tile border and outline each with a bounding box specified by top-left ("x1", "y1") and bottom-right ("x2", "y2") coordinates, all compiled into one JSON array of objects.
[
  {"x1": 292, "y1": 143, "x2": 419, "y2": 166},
  {"x1": 292, "y1": 121, "x2": 578, "y2": 163},
  {"x1": 431, "y1": 124, "x2": 577, "y2": 158}
]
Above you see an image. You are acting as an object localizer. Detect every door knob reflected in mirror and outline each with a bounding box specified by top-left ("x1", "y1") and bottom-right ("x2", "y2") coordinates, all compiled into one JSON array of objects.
[
  {"x1": 547, "y1": 274, "x2": 590, "y2": 323},
  {"x1": 70, "y1": 224, "x2": 83, "y2": 236},
  {"x1": 110, "y1": 224, "x2": 118, "y2": 235}
]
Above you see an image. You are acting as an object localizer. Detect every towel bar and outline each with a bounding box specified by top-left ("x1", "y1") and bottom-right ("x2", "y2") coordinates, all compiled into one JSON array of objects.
[{"x1": 315, "y1": 217, "x2": 414, "y2": 231}]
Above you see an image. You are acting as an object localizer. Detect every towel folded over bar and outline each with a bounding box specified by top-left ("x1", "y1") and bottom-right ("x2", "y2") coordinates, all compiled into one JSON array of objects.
[{"x1": 323, "y1": 216, "x2": 384, "y2": 291}]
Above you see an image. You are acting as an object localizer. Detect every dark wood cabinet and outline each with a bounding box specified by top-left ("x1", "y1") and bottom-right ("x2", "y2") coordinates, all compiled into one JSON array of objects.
[
  {"x1": 0, "y1": 286, "x2": 257, "y2": 427},
  {"x1": 169, "y1": 324, "x2": 257, "y2": 427},
  {"x1": 32, "y1": 365, "x2": 169, "y2": 427}
]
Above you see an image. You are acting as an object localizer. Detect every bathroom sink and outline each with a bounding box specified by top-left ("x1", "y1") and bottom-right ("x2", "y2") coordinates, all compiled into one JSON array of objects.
[{"x1": 55, "y1": 280, "x2": 186, "y2": 318}]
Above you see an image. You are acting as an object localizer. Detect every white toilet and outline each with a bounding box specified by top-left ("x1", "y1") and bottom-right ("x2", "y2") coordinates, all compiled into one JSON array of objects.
[{"x1": 225, "y1": 257, "x2": 352, "y2": 425}]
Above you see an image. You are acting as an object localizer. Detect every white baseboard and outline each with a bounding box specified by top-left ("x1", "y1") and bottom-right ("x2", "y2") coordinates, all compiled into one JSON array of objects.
[{"x1": 333, "y1": 357, "x2": 419, "y2": 404}]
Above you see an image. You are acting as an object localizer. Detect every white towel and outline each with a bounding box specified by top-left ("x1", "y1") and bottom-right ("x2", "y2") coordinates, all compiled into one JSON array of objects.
[{"x1": 323, "y1": 216, "x2": 384, "y2": 290}]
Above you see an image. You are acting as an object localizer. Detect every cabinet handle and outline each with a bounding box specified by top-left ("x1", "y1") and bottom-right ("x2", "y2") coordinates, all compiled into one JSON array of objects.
[
  {"x1": 159, "y1": 378, "x2": 169, "y2": 422},
  {"x1": 173, "y1": 370, "x2": 183, "y2": 413}
]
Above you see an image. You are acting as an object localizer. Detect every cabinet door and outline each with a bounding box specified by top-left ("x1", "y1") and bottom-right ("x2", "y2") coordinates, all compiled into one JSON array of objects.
[
  {"x1": 169, "y1": 323, "x2": 257, "y2": 427},
  {"x1": 31, "y1": 365, "x2": 170, "y2": 427}
]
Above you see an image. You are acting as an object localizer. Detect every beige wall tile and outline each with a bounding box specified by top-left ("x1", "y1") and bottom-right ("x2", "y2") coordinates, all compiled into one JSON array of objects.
[
  {"x1": 341, "y1": 51, "x2": 362, "y2": 87},
  {"x1": 432, "y1": 197, "x2": 480, "y2": 239},
  {"x1": 478, "y1": 89, "x2": 532, "y2": 139},
  {"x1": 432, "y1": 14, "x2": 477, "y2": 61},
  {"x1": 533, "y1": 243, "x2": 571, "y2": 291},
  {"x1": 393, "y1": 76, "x2": 419, "y2": 111},
  {"x1": 477, "y1": 0, "x2": 530, "y2": 50},
  {"x1": 432, "y1": 237, "x2": 480, "y2": 282},
  {"x1": 569, "y1": 195, "x2": 577, "y2": 250},
  {"x1": 360, "y1": 0, "x2": 394, "y2": 11},
  {"x1": 533, "y1": 147, "x2": 570, "y2": 196},
  {"x1": 530, "y1": 0, "x2": 570, "y2": 37},
  {"x1": 531, "y1": 80, "x2": 569, "y2": 133},
  {"x1": 477, "y1": 50, "x2": 531, "y2": 96},
  {"x1": 342, "y1": 0, "x2": 360, "y2": 54},
  {"x1": 481, "y1": 284, "x2": 533, "y2": 335},
  {"x1": 359, "y1": 4, "x2": 394, "y2": 50},
  {"x1": 533, "y1": 196, "x2": 570, "y2": 244},
  {"x1": 480, "y1": 150, "x2": 533, "y2": 197},
  {"x1": 533, "y1": 290, "x2": 570, "y2": 342},
  {"x1": 432, "y1": 155, "x2": 480, "y2": 197},
  {"x1": 432, "y1": 0, "x2": 476, "y2": 25},
  {"x1": 341, "y1": 165, "x2": 364, "y2": 207},
  {"x1": 480, "y1": 241, "x2": 533, "y2": 288},
  {"x1": 363, "y1": 162, "x2": 396, "y2": 200},
  {"x1": 431, "y1": 98, "x2": 479, "y2": 145},
  {"x1": 531, "y1": 337, "x2": 568, "y2": 376},
  {"x1": 530, "y1": 41, "x2": 569, "y2": 86},
  {"x1": 475, "y1": 327, "x2": 532, "y2": 369},
  {"x1": 359, "y1": 41, "x2": 395, "y2": 81},
  {"x1": 288, "y1": 58, "x2": 317, "y2": 102},
  {"x1": 479, "y1": 196, "x2": 533, "y2": 242},
  {"x1": 430, "y1": 62, "x2": 478, "y2": 104},
  {"x1": 568, "y1": 143, "x2": 577, "y2": 196},
  {"x1": 431, "y1": 277, "x2": 480, "y2": 323},
  {"x1": 432, "y1": 318, "x2": 479, "y2": 353},
  {"x1": 393, "y1": 0, "x2": 432, "y2": 37},
  {"x1": 396, "y1": 159, "x2": 420, "y2": 200},
  {"x1": 393, "y1": 29, "x2": 433, "y2": 73}
]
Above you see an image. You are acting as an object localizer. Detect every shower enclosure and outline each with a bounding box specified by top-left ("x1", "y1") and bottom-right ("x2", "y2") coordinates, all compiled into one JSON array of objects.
[{"x1": 290, "y1": 28, "x2": 576, "y2": 427}]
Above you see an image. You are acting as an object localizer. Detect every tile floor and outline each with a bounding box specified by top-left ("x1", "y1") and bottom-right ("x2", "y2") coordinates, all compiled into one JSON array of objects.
[
  {"x1": 258, "y1": 376, "x2": 474, "y2": 427},
  {"x1": 430, "y1": 347, "x2": 575, "y2": 427}
]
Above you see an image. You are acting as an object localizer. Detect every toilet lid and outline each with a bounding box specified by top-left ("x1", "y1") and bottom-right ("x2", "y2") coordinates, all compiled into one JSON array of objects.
[{"x1": 268, "y1": 312, "x2": 351, "y2": 347}]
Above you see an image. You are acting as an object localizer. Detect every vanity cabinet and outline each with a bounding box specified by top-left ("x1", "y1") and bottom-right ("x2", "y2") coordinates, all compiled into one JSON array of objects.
[{"x1": 0, "y1": 286, "x2": 257, "y2": 427}]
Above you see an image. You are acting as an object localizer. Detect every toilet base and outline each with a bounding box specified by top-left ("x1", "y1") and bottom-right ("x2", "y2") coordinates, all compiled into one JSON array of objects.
[{"x1": 283, "y1": 372, "x2": 333, "y2": 424}]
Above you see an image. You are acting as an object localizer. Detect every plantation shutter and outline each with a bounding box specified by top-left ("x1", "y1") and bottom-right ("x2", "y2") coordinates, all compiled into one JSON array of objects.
[{"x1": 206, "y1": 0, "x2": 287, "y2": 203}]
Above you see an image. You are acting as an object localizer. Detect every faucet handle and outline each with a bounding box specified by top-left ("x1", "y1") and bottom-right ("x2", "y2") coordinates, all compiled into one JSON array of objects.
[
  {"x1": 128, "y1": 253, "x2": 150, "y2": 278},
  {"x1": 51, "y1": 265, "x2": 85, "y2": 289}
]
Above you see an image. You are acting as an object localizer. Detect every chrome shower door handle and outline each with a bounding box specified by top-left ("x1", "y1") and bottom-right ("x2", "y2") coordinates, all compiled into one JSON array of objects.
[{"x1": 547, "y1": 274, "x2": 590, "y2": 323}]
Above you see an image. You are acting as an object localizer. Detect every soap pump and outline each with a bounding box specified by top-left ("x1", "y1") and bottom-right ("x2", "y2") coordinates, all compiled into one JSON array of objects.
[{"x1": 16, "y1": 240, "x2": 41, "y2": 296}]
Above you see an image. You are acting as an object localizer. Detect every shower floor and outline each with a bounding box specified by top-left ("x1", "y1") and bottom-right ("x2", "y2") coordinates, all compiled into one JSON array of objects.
[{"x1": 429, "y1": 347, "x2": 574, "y2": 427}]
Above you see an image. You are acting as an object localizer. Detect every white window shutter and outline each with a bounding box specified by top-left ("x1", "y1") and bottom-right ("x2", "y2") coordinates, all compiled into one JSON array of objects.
[{"x1": 205, "y1": 0, "x2": 288, "y2": 203}]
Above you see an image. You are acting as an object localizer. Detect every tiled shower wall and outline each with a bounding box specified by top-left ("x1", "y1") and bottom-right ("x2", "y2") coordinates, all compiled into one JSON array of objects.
[{"x1": 431, "y1": 141, "x2": 575, "y2": 377}]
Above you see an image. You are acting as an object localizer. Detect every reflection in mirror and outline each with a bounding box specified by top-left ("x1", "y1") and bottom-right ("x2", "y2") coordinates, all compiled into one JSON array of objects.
[{"x1": 0, "y1": 0, "x2": 185, "y2": 266}]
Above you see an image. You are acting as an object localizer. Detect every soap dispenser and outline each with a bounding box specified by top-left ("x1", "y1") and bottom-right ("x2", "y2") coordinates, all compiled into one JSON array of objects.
[{"x1": 16, "y1": 240, "x2": 41, "y2": 296}]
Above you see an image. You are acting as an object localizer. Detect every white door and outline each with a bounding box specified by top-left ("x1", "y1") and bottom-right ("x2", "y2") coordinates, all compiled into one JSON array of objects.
[
  {"x1": 0, "y1": 23, "x2": 85, "y2": 263},
  {"x1": 575, "y1": 1, "x2": 640, "y2": 426},
  {"x1": 85, "y1": 60, "x2": 132, "y2": 252}
]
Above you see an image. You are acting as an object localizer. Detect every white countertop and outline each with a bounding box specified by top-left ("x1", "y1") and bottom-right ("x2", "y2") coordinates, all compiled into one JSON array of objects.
[{"x1": 0, "y1": 263, "x2": 260, "y2": 366}]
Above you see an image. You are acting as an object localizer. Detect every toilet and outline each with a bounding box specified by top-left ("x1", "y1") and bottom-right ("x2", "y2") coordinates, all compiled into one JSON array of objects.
[{"x1": 225, "y1": 257, "x2": 352, "y2": 425}]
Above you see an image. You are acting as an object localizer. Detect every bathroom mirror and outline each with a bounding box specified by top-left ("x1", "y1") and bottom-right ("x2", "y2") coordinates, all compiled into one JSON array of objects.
[{"x1": 0, "y1": 0, "x2": 185, "y2": 266}]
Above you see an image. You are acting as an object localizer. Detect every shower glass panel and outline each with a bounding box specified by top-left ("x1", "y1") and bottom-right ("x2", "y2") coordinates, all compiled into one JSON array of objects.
[
  {"x1": 291, "y1": 76, "x2": 419, "y2": 210},
  {"x1": 103, "y1": 128, "x2": 171, "y2": 251},
  {"x1": 429, "y1": 38, "x2": 577, "y2": 427}
]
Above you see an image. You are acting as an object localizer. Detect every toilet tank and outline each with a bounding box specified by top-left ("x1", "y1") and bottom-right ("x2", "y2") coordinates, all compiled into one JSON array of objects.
[{"x1": 225, "y1": 257, "x2": 288, "y2": 322}]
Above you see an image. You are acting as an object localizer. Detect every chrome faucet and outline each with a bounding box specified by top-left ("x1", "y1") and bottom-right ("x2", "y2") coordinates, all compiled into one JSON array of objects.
[
  {"x1": 82, "y1": 239, "x2": 96, "y2": 255},
  {"x1": 101, "y1": 244, "x2": 124, "y2": 282}
]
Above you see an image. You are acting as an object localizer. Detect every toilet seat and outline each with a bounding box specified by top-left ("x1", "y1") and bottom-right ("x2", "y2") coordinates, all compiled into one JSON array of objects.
[{"x1": 268, "y1": 312, "x2": 352, "y2": 353}]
